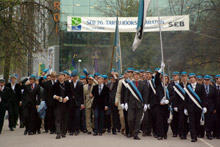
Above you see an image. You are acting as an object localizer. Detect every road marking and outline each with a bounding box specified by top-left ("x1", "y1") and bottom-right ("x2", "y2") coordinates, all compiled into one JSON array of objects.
[{"x1": 199, "y1": 138, "x2": 215, "y2": 147}]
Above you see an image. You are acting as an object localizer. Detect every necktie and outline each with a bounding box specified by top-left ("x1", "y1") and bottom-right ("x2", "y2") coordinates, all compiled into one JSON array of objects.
[
  {"x1": 99, "y1": 85, "x2": 101, "y2": 95},
  {"x1": 135, "y1": 81, "x2": 138, "y2": 87},
  {"x1": 31, "y1": 84, "x2": 34, "y2": 89},
  {"x1": 205, "y1": 85, "x2": 209, "y2": 95}
]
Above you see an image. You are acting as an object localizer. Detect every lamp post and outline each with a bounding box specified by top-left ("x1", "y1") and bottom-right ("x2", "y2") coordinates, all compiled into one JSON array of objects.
[{"x1": 78, "y1": 59, "x2": 82, "y2": 74}]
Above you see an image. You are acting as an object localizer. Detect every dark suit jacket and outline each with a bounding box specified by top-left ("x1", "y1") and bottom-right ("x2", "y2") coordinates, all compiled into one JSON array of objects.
[
  {"x1": 69, "y1": 80, "x2": 84, "y2": 108},
  {"x1": 107, "y1": 80, "x2": 118, "y2": 107},
  {"x1": 124, "y1": 80, "x2": 148, "y2": 109},
  {"x1": 6, "y1": 83, "x2": 21, "y2": 105},
  {"x1": 170, "y1": 82, "x2": 186, "y2": 110},
  {"x1": 92, "y1": 84, "x2": 109, "y2": 110},
  {"x1": 120, "y1": 81, "x2": 127, "y2": 104},
  {"x1": 203, "y1": 84, "x2": 217, "y2": 112},
  {"x1": 154, "y1": 72, "x2": 174, "y2": 105},
  {"x1": 22, "y1": 84, "x2": 41, "y2": 108},
  {"x1": 0, "y1": 86, "x2": 11, "y2": 109},
  {"x1": 215, "y1": 85, "x2": 220, "y2": 112},
  {"x1": 51, "y1": 81, "x2": 72, "y2": 108},
  {"x1": 41, "y1": 80, "x2": 55, "y2": 107},
  {"x1": 185, "y1": 83, "x2": 205, "y2": 112}
]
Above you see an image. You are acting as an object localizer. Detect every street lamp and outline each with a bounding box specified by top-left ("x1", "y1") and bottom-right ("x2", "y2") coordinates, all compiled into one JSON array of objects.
[{"x1": 78, "y1": 59, "x2": 82, "y2": 74}]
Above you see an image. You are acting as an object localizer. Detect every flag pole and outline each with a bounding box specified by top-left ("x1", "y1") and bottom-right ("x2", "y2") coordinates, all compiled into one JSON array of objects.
[
  {"x1": 157, "y1": 0, "x2": 166, "y2": 98},
  {"x1": 109, "y1": 46, "x2": 115, "y2": 80}
]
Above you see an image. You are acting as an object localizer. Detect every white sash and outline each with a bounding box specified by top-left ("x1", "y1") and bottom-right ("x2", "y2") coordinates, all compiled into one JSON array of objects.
[
  {"x1": 173, "y1": 86, "x2": 185, "y2": 101},
  {"x1": 149, "y1": 80, "x2": 156, "y2": 94},
  {"x1": 184, "y1": 87, "x2": 202, "y2": 110}
]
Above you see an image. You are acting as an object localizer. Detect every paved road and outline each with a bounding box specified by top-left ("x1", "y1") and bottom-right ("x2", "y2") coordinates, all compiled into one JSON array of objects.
[{"x1": 0, "y1": 121, "x2": 219, "y2": 147}]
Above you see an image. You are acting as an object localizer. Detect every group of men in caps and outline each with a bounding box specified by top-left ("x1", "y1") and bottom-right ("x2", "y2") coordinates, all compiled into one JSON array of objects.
[{"x1": 0, "y1": 63, "x2": 220, "y2": 143}]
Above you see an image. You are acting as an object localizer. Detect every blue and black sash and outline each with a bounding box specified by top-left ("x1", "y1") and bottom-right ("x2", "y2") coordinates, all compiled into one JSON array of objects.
[
  {"x1": 184, "y1": 85, "x2": 202, "y2": 109},
  {"x1": 126, "y1": 80, "x2": 143, "y2": 103},
  {"x1": 149, "y1": 80, "x2": 156, "y2": 94},
  {"x1": 173, "y1": 83, "x2": 185, "y2": 101}
]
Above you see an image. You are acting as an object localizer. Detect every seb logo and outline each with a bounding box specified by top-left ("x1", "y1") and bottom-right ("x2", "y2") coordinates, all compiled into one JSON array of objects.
[
  {"x1": 72, "y1": 17, "x2": 81, "y2": 30},
  {"x1": 169, "y1": 21, "x2": 185, "y2": 27}
]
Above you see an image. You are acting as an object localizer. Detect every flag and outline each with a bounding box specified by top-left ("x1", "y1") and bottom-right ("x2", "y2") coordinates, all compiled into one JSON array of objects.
[
  {"x1": 132, "y1": 0, "x2": 151, "y2": 51},
  {"x1": 114, "y1": 16, "x2": 122, "y2": 75},
  {"x1": 72, "y1": 58, "x2": 77, "y2": 69}
]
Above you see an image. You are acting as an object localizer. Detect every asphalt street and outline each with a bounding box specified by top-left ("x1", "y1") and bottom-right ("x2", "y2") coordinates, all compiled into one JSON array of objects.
[{"x1": 0, "y1": 120, "x2": 219, "y2": 147}]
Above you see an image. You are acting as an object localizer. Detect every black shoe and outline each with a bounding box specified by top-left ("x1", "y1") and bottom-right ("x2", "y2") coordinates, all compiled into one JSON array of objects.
[
  {"x1": 87, "y1": 132, "x2": 92, "y2": 135},
  {"x1": 173, "y1": 134, "x2": 177, "y2": 137},
  {"x1": 28, "y1": 132, "x2": 34, "y2": 135},
  {"x1": 75, "y1": 131, "x2": 79, "y2": 136},
  {"x1": 198, "y1": 135, "x2": 204, "y2": 138},
  {"x1": 180, "y1": 136, "x2": 187, "y2": 140},
  {"x1": 164, "y1": 135, "x2": 167, "y2": 139},
  {"x1": 62, "y1": 134, "x2": 66, "y2": 138},
  {"x1": 207, "y1": 136, "x2": 213, "y2": 140},
  {"x1": 56, "y1": 134, "x2": 61, "y2": 139},
  {"x1": 10, "y1": 128, "x2": 14, "y2": 131},
  {"x1": 69, "y1": 132, "x2": 73, "y2": 136},
  {"x1": 191, "y1": 138, "x2": 197, "y2": 142},
  {"x1": 50, "y1": 131, "x2": 55, "y2": 134},
  {"x1": 99, "y1": 133, "x2": 102, "y2": 136},
  {"x1": 44, "y1": 130, "x2": 48, "y2": 133},
  {"x1": 157, "y1": 137, "x2": 163, "y2": 140},
  {"x1": 83, "y1": 130, "x2": 87, "y2": 133},
  {"x1": 37, "y1": 130, "x2": 41, "y2": 134},
  {"x1": 93, "y1": 133, "x2": 98, "y2": 136},
  {"x1": 127, "y1": 134, "x2": 132, "y2": 138},
  {"x1": 107, "y1": 129, "x2": 111, "y2": 133},
  {"x1": 134, "y1": 136, "x2": 141, "y2": 140},
  {"x1": 153, "y1": 134, "x2": 158, "y2": 138},
  {"x1": 112, "y1": 132, "x2": 117, "y2": 135},
  {"x1": 24, "y1": 130, "x2": 28, "y2": 135}
]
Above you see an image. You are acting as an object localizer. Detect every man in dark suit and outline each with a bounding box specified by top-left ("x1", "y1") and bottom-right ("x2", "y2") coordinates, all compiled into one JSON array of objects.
[
  {"x1": 52, "y1": 72, "x2": 72, "y2": 139},
  {"x1": 184, "y1": 73, "x2": 206, "y2": 142},
  {"x1": 168, "y1": 72, "x2": 180, "y2": 138},
  {"x1": 141, "y1": 70, "x2": 152, "y2": 137},
  {"x1": 68, "y1": 70, "x2": 84, "y2": 136},
  {"x1": 22, "y1": 75, "x2": 41, "y2": 135},
  {"x1": 5, "y1": 75, "x2": 22, "y2": 130},
  {"x1": 215, "y1": 74, "x2": 220, "y2": 139},
  {"x1": 203, "y1": 75, "x2": 217, "y2": 140},
  {"x1": 124, "y1": 70, "x2": 148, "y2": 140},
  {"x1": 107, "y1": 71, "x2": 119, "y2": 135},
  {"x1": 153, "y1": 66, "x2": 171, "y2": 140},
  {"x1": 171, "y1": 72, "x2": 188, "y2": 140},
  {"x1": 41, "y1": 72, "x2": 57, "y2": 134},
  {"x1": 91, "y1": 75, "x2": 109, "y2": 136},
  {"x1": 0, "y1": 79, "x2": 12, "y2": 134}
]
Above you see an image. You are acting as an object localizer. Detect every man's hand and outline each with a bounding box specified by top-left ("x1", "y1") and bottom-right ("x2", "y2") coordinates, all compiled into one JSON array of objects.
[
  {"x1": 144, "y1": 104, "x2": 148, "y2": 112},
  {"x1": 105, "y1": 106, "x2": 108, "y2": 111},
  {"x1": 89, "y1": 93, "x2": 93, "y2": 98},
  {"x1": 36, "y1": 105, "x2": 39, "y2": 109},
  {"x1": 214, "y1": 110, "x2": 216, "y2": 114},
  {"x1": 120, "y1": 103, "x2": 125, "y2": 110},
  {"x1": 19, "y1": 101, "x2": 22, "y2": 106},
  {"x1": 63, "y1": 97, "x2": 68, "y2": 103},
  {"x1": 174, "y1": 107, "x2": 178, "y2": 112},
  {"x1": 25, "y1": 80, "x2": 31, "y2": 85},
  {"x1": 81, "y1": 104, "x2": 85, "y2": 110},
  {"x1": 125, "y1": 103, "x2": 128, "y2": 111},
  {"x1": 184, "y1": 109, "x2": 188, "y2": 115}
]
